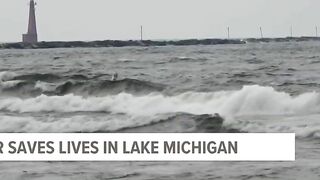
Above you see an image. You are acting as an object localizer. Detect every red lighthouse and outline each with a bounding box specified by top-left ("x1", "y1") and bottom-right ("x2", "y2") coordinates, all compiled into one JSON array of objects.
[{"x1": 22, "y1": 0, "x2": 38, "y2": 43}]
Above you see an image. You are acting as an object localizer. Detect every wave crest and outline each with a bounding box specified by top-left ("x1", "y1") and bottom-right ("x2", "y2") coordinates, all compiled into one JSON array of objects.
[
  {"x1": 0, "y1": 71, "x2": 166, "y2": 96},
  {"x1": 0, "y1": 85, "x2": 320, "y2": 138},
  {"x1": 1, "y1": 85, "x2": 319, "y2": 116}
]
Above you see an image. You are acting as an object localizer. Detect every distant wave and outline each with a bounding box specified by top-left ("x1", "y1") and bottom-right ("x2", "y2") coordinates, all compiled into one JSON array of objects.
[
  {"x1": 168, "y1": 56, "x2": 208, "y2": 63},
  {"x1": 54, "y1": 79, "x2": 165, "y2": 96},
  {"x1": 0, "y1": 71, "x2": 166, "y2": 96},
  {"x1": 13, "y1": 73, "x2": 61, "y2": 82},
  {"x1": 117, "y1": 58, "x2": 136, "y2": 62}
]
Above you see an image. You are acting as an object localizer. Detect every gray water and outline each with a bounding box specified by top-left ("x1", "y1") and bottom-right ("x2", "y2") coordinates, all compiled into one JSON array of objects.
[{"x1": 0, "y1": 41, "x2": 320, "y2": 179}]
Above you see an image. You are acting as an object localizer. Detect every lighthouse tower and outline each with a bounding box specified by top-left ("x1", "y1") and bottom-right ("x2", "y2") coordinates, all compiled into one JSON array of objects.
[{"x1": 22, "y1": 0, "x2": 38, "y2": 43}]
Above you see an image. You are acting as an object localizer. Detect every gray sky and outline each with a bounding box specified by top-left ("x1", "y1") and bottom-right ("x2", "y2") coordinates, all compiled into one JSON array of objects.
[{"x1": 0, "y1": 0, "x2": 319, "y2": 42}]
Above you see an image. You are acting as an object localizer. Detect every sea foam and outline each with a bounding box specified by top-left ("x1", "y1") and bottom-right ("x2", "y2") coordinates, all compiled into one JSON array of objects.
[
  {"x1": 0, "y1": 85, "x2": 319, "y2": 116},
  {"x1": 0, "y1": 85, "x2": 320, "y2": 138}
]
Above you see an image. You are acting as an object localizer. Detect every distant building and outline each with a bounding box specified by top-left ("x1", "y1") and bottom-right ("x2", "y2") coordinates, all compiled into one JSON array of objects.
[{"x1": 22, "y1": 0, "x2": 38, "y2": 43}]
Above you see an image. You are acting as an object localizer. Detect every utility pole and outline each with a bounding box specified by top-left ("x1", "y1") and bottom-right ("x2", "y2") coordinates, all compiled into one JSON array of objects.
[
  {"x1": 227, "y1": 27, "x2": 230, "y2": 39},
  {"x1": 316, "y1": 26, "x2": 318, "y2": 37},
  {"x1": 260, "y1": 27, "x2": 263, "y2": 38},
  {"x1": 140, "y1": 25, "x2": 143, "y2": 41},
  {"x1": 290, "y1": 26, "x2": 293, "y2": 38}
]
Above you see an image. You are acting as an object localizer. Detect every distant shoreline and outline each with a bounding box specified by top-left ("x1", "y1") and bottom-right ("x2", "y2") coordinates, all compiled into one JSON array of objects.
[{"x1": 0, "y1": 37, "x2": 319, "y2": 49}]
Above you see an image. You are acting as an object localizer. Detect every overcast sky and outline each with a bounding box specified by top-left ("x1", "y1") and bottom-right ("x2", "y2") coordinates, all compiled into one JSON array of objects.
[{"x1": 0, "y1": 0, "x2": 319, "y2": 42}]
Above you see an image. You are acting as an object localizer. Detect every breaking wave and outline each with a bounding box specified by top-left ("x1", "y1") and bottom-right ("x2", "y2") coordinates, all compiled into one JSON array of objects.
[
  {"x1": 1, "y1": 85, "x2": 319, "y2": 116},
  {"x1": 0, "y1": 71, "x2": 17, "y2": 82},
  {"x1": 1, "y1": 84, "x2": 320, "y2": 138},
  {"x1": 0, "y1": 113, "x2": 238, "y2": 133}
]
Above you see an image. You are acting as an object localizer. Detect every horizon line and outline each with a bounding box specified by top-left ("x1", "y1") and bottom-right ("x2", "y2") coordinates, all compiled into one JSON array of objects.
[{"x1": 1, "y1": 36, "x2": 320, "y2": 44}]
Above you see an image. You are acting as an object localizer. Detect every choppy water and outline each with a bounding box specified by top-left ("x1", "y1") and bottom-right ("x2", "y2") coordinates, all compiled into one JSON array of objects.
[{"x1": 0, "y1": 41, "x2": 320, "y2": 179}]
